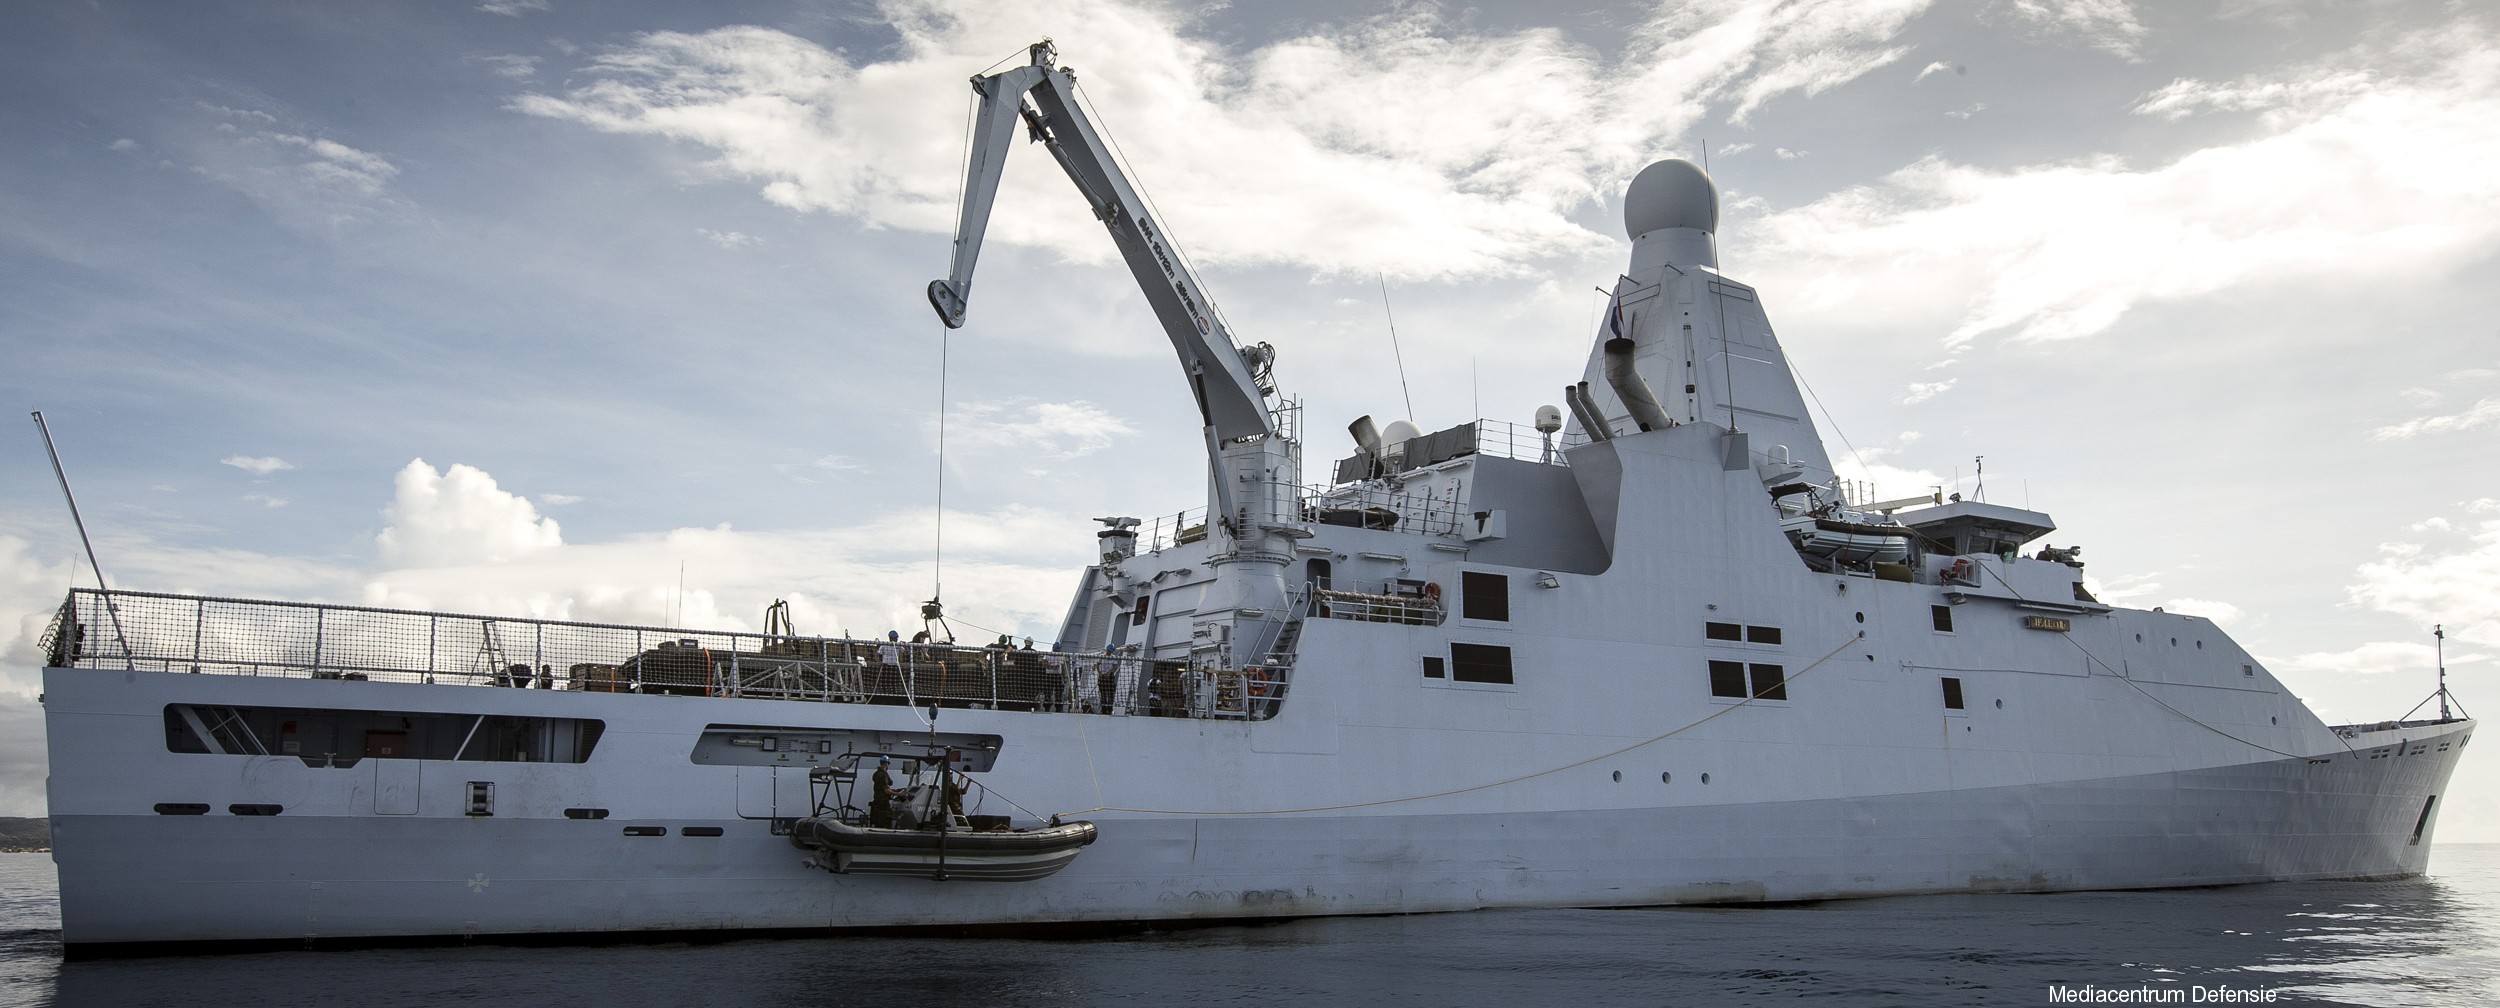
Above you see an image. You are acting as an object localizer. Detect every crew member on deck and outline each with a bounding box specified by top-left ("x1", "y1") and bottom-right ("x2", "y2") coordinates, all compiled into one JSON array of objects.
[{"x1": 870, "y1": 758, "x2": 897, "y2": 828}]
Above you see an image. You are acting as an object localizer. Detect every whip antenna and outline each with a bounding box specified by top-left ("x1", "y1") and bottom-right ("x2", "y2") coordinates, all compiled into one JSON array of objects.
[{"x1": 31, "y1": 411, "x2": 134, "y2": 670}]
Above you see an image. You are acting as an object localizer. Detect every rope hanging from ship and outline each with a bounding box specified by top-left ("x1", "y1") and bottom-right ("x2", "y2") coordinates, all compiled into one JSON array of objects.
[{"x1": 1051, "y1": 634, "x2": 1863, "y2": 820}]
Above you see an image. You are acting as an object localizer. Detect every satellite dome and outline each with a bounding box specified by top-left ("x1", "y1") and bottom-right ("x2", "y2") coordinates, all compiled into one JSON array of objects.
[{"x1": 1622, "y1": 159, "x2": 1718, "y2": 240}]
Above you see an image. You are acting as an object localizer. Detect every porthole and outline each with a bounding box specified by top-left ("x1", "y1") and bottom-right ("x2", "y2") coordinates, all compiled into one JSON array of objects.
[
  {"x1": 2196, "y1": 641, "x2": 2204, "y2": 650},
  {"x1": 1700, "y1": 773, "x2": 1711, "y2": 785},
  {"x1": 1994, "y1": 698, "x2": 2003, "y2": 709},
  {"x1": 2270, "y1": 716, "x2": 2278, "y2": 725},
  {"x1": 2135, "y1": 633, "x2": 2142, "y2": 643},
  {"x1": 2171, "y1": 637, "x2": 2178, "y2": 646},
  {"x1": 1611, "y1": 770, "x2": 1622, "y2": 783},
  {"x1": 1854, "y1": 612, "x2": 1865, "y2": 623},
  {"x1": 1661, "y1": 772, "x2": 1672, "y2": 783}
]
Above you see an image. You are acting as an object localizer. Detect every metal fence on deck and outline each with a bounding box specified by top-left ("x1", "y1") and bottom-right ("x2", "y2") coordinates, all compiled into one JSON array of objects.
[{"x1": 41, "y1": 589, "x2": 1287, "y2": 720}]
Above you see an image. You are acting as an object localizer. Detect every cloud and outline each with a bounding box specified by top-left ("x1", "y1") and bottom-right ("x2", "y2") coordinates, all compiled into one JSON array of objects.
[
  {"x1": 1914, "y1": 60, "x2": 1952, "y2": 82},
  {"x1": 2004, "y1": 0, "x2": 2150, "y2": 60},
  {"x1": 242, "y1": 494, "x2": 288, "y2": 509},
  {"x1": 1717, "y1": 142, "x2": 1755, "y2": 156},
  {"x1": 2160, "y1": 597, "x2": 2246, "y2": 624},
  {"x1": 2349, "y1": 504, "x2": 2500, "y2": 648},
  {"x1": 376, "y1": 459, "x2": 564, "y2": 567},
  {"x1": 1774, "y1": 147, "x2": 1808, "y2": 160},
  {"x1": 268, "y1": 133, "x2": 399, "y2": 196},
  {"x1": 477, "y1": 0, "x2": 549, "y2": 15},
  {"x1": 108, "y1": 138, "x2": 138, "y2": 152},
  {"x1": 2371, "y1": 397, "x2": 2500, "y2": 440},
  {"x1": 537, "y1": 493, "x2": 584, "y2": 507},
  {"x1": 191, "y1": 104, "x2": 407, "y2": 228},
  {"x1": 510, "y1": 0, "x2": 1936, "y2": 280},
  {"x1": 1899, "y1": 379, "x2": 1956, "y2": 404},
  {"x1": 1745, "y1": 26, "x2": 2500, "y2": 347},
  {"x1": 698, "y1": 227, "x2": 758, "y2": 248},
  {"x1": 945, "y1": 399, "x2": 1137, "y2": 460},
  {"x1": 2273, "y1": 640, "x2": 2472, "y2": 679},
  {"x1": 473, "y1": 54, "x2": 540, "y2": 79},
  {"x1": 1944, "y1": 103, "x2": 1985, "y2": 120},
  {"x1": 221, "y1": 455, "x2": 296, "y2": 475}
]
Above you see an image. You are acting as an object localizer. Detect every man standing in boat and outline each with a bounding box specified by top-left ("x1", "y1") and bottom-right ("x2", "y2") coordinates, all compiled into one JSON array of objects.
[{"x1": 870, "y1": 758, "x2": 897, "y2": 828}]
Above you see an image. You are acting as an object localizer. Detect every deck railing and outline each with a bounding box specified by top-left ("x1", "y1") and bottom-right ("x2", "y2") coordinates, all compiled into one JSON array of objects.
[{"x1": 40, "y1": 589, "x2": 1287, "y2": 720}]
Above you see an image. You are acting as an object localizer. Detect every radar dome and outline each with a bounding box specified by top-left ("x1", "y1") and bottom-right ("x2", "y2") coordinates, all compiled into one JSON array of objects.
[{"x1": 1622, "y1": 159, "x2": 1718, "y2": 240}]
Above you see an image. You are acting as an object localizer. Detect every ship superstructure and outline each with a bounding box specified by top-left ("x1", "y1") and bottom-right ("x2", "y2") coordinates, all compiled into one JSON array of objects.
[{"x1": 38, "y1": 41, "x2": 2470, "y2": 956}]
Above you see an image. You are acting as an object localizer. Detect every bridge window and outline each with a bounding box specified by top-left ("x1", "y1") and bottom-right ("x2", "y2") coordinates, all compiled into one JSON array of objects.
[{"x1": 1461, "y1": 571, "x2": 1510, "y2": 622}]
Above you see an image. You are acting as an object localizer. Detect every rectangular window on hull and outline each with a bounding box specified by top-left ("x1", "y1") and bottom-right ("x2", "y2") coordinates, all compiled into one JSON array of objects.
[
  {"x1": 1941, "y1": 677, "x2": 1965, "y2": 710},
  {"x1": 1706, "y1": 622, "x2": 1743, "y2": 642},
  {"x1": 1422, "y1": 655, "x2": 1445, "y2": 679},
  {"x1": 164, "y1": 704, "x2": 605, "y2": 766},
  {"x1": 1932, "y1": 605, "x2": 1955, "y2": 632},
  {"x1": 2411, "y1": 795, "x2": 2439, "y2": 846},
  {"x1": 1709, "y1": 660, "x2": 1748, "y2": 698},
  {"x1": 1450, "y1": 643, "x2": 1514, "y2": 684},
  {"x1": 1461, "y1": 571, "x2": 1510, "y2": 622},
  {"x1": 1749, "y1": 664, "x2": 1787, "y2": 701},
  {"x1": 1746, "y1": 626, "x2": 1781, "y2": 645}
]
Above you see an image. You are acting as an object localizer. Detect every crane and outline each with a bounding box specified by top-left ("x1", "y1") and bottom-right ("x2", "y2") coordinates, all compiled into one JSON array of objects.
[{"x1": 927, "y1": 39, "x2": 1292, "y2": 547}]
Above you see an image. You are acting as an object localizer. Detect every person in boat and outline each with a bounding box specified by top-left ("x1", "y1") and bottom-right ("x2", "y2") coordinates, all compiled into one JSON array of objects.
[
  {"x1": 942, "y1": 771, "x2": 968, "y2": 821},
  {"x1": 870, "y1": 757, "x2": 898, "y2": 828}
]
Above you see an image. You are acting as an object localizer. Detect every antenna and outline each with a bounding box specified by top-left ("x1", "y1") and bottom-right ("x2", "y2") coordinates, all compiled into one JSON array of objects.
[
  {"x1": 30, "y1": 411, "x2": 134, "y2": 671},
  {"x1": 1378, "y1": 273, "x2": 1415, "y2": 421},
  {"x1": 1972, "y1": 455, "x2": 1987, "y2": 502},
  {"x1": 2437, "y1": 624, "x2": 2450, "y2": 721}
]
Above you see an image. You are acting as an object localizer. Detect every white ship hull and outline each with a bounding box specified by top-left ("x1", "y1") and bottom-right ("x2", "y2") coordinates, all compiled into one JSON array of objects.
[{"x1": 42, "y1": 602, "x2": 2471, "y2": 953}]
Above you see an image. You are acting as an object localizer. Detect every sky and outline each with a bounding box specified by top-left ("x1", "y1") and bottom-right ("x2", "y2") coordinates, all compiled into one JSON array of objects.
[{"x1": 2, "y1": 0, "x2": 2496, "y2": 840}]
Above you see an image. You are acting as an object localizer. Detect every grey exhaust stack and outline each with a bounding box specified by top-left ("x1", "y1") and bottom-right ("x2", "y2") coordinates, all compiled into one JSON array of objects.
[{"x1": 1603, "y1": 338, "x2": 1676, "y2": 433}]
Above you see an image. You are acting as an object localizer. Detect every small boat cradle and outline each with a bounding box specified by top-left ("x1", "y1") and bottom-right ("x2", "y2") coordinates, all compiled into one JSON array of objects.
[{"x1": 790, "y1": 751, "x2": 1096, "y2": 882}]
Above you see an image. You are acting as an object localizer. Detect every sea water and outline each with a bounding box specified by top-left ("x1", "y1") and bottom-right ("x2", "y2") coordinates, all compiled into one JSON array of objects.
[{"x1": 2, "y1": 847, "x2": 2496, "y2": 1007}]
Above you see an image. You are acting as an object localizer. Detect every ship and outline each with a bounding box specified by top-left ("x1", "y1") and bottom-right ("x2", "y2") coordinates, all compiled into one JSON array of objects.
[{"x1": 38, "y1": 41, "x2": 2472, "y2": 956}]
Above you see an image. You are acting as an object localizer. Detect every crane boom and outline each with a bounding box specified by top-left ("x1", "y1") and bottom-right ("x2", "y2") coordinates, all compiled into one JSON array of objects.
[{"x1": 927, "y1": 40, "x2": 1275, "y2": 444}]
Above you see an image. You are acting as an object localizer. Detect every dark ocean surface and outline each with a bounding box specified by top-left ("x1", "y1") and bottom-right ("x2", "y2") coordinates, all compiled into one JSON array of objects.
[{"x1": 3, "y1": 846, "x2": 2496, "y2": 1006}]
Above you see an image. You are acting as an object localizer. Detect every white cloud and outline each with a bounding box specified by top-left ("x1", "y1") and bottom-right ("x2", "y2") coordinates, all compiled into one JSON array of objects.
[
  {"x1": 510, "y1": 0, "x2": 1936, "y2": 280},
  {"x1": 698, "y1": 227, "x2": 758, "y2": 248},
  {"x1": 2004, "y1": 0, "x2": 2150, "y2": 60},
  {"x1": 2371, "y1": 397, "x2": 2500, "y2": 440},
  {"x1": 945, "y1": 399, "x2": 1137, "y2": 460},
  {"x1": 191, "y1": 105, "x2": 407, "y2": 228},
  {"x1": 1914, "y1": 60, "x2": 1952, "y2": 82},
  {"x1": 108, "y1": 138, "x2": 138, "y2": 152},
  {"x1": 2160, "y1": 597, "x2": 2245, "y2": 624},
  {"x1": 473, "y1": 54, "x2": 539, "y2": 79},
  {"x1": 221, "y1": 455, "x2": 295, "y2": 475},
  {"x1": 537, "y1": 493, "x2": 584, "y2": 507},
  {"x1": 477, "y1": 0, "x2": 549, "y2": 15},
  {"x1": 1944, "y1": 103, "x2": 1985, "y2": 120},
  {"x1": 2274, "y1": 640, "x2": 2471, "y2": 679},
  {"x1": 1899, "y1": 379, "x2": 1956, "y2": 404},
  {"x1": 377, "y1": 459, "x2": 564, "y2": 567},
  {"x1": 243, "y1": 494, "x2": 288, "y2": 509},
  {"x1": 1747, "y1": 26, "x2": 2500, "y2": 347},
  {"x1": 1775, "y1": 147, "x2": 1808, "y2": 160},
  {"x1": 2350, "y1": 505, "x2": 2500, "y2": 648},
  {"x1": 1717, "y1": 142, "x2": 1755, "y2": 156}
]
